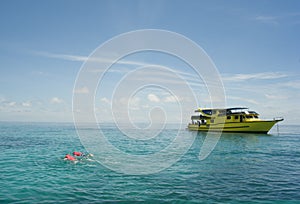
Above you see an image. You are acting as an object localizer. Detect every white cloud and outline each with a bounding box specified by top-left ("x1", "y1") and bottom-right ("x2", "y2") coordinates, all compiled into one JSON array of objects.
[
  {"x1": 147, "y1": 94, "x2": 160, "y2": 102},
  {"x1": 222, "y1": 72, "x2": 287, "y2": 82},
  {"x1": 35, "y1": 51, "x2": 150, "y2": 67},
  {"x1": 22, "y1": 101, "x2": 32, "y2": 107},
  {"x1": 100, "y1": 97, "x2": 110, "y2": 105},
  {"x1": 142, "y1": 104, "x2": 150, "y2": 109},
  {"x1": 163, "y1": 95, "x2": 179, "y2": 103},
  {"x1": 281, "y1": 80, "x2": 300, "y2": 89},
  {"x1": 34, "y1": 51, "x2": 212, "y2": 90},
  {"x1": 50, "y1": 97, "x2": 63, "y2": 104},
  {"x1": 129, "y1": 97, "x2": 141, "y2": 110},
  {"x1": 35, "y1": 51, "x2": 89, "y2": 62},
  {"x1": 8, "y1": 101, "x2": 16, "y2": 106},
  {"x1": 254, "y1": 15, "x2": 278, "y2": 25},
  {"x1": 265, "y1": 94, "x2": 288, "y2": 100},
  {"x1": 254, "y1": 13, "x2": 300, "y2": 26},
  {"x1": 74, "y1": 86, "x2": 89, "y2": 94},
  {"x1": 129, "y1": 97, "x2": 140, "y2": 106}
]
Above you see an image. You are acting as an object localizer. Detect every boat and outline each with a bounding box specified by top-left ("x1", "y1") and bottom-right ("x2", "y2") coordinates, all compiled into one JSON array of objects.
[{"x1": 187, "y1": 107, "x2": 283, "y2": 133}]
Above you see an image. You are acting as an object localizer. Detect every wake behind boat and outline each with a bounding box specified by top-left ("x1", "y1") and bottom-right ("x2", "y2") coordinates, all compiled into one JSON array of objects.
[{"x1": 188, "y1": 107, "x2": 283, "y2": 134}]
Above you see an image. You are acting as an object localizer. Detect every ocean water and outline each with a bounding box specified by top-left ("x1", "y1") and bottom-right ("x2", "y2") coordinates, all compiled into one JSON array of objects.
[{"x1": 0, "y1": 122, "x2": 300, "y2": 203}]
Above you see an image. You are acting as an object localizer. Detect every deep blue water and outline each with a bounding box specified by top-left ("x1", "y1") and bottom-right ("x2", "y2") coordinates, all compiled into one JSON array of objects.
[{"x1": 0, "y1": 122, "x2": 300, "y2": 203}]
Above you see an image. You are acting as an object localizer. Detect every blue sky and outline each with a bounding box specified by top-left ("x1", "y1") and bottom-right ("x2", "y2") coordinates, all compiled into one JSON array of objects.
[{"x1": 0, "y1": 0, "x2": 300, "y2": 124}]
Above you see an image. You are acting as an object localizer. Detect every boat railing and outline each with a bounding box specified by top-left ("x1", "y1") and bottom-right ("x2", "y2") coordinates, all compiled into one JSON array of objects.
[{"x1": 273, "y1": 117, "x2": 284, "y2": 121}]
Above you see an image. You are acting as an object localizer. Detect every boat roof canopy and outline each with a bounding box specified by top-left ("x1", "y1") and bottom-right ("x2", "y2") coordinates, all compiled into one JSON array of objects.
[
  {"x1": 195, "y1": 107, "x2": 248, "y2": 112},
  {"x1": 226, "y1": 107, "x2": 248, "y2": 111}
]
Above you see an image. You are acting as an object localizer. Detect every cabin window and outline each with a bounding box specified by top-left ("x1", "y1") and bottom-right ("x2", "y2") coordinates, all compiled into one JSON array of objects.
[
  {"x1": 254, "y1": 116, "x2": 258, "y2": 118},
  {"x1": 246, "y1": 116, "x2": 253, "y2": 119},
  {"x1": 203, "y1": 110, "x2": 212, "y2": 115},
  {"x1": 227, "y1": 116, "x2": 231, "y2": 120},
  {"x1": 235, "y1": 116, "x2": 239, "y2": 120},
  {"x1": 211, "y1": 119, "x2": 214, "y2": 123}
]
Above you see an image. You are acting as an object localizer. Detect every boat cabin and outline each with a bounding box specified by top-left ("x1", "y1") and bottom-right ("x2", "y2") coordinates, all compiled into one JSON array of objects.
[{"x1": 190, "y1": 107, "x2": 260, "y2": 125}]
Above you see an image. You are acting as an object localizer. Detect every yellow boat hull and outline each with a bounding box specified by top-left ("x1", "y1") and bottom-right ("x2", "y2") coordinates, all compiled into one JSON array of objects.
[{"x1": 187, "y1": 120, "x2": 281, "y2": 134}]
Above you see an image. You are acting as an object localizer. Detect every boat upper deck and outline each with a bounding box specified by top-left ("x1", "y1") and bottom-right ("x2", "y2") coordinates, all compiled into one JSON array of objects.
[{"x1": 194, "y1": 107, "x2": 259, "y2": 117}]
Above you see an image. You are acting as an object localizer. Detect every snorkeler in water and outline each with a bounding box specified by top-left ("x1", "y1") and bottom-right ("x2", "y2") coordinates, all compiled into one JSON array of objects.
[
  {"x1": 72, "y1": 151, "x2": 94, "y2": 158},
  {"x1": 73, "y1": 151, "x2": 83, "y2": 156},
  {"x1": 64, "y1": 154, "x2": 76, "y2": 161},
  {"x1": 64, "y1": 152, "x2": 93, "y2": 162}
]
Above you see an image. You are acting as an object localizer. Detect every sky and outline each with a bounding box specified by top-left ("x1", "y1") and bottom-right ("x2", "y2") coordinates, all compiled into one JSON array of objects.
[{"x1": 0, "y1": 0, "x2": 300, "y2": 124}]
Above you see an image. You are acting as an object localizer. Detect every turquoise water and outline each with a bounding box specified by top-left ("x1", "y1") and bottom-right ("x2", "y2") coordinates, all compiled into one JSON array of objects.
[{"x1": 0, "y1": 122, "x2": 300, "y2": 203}]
